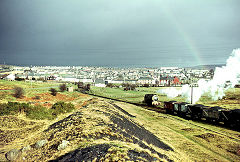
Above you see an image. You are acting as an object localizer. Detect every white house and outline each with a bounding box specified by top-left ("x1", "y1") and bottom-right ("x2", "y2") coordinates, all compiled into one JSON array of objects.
[
  {"x1": 94, "y1": 78, "x2": 106, "y2": 87},
  {"x1": 78, "y1": 78, "x2": 93, "y2": 83},
  {"x1": 137, "y1": 77, "x2": 155, "y2": 85},
  {"x1": 57, "y1": 75, "x2": 79, "y2": 82},
  {"x1": 6, "y1": 74, "x2": 15, "y2": 81},
  {"x1": 108, "y1": 79, "x2": 124, "y2": 84},
  {"x1": 95, "y1": 83, "x2": 106, "y2": 87}
]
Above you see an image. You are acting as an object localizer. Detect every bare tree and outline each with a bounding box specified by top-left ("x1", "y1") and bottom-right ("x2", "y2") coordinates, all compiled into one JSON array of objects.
[
  {"x1": 13, "y1": 87, "x2": 24, "y2": 98},
  {"x1": 130, "y1": 84, "x2": 136, "y2": 90},
  {"x1": 59, "y1": 84, "x2": 67, "y2": 92},
  {"x1": 49, "y1": 88, "x2": 57, "y2": 96},
  {"x1": 143, "y1": 84, "x2": 149, "y2": 88},
  {"x1": 85, "y1": 84, "x2": 91, "y2": 91},
  {"x1": 77, "y1": 82, "x2": 84, "y2": 89},
  {"x1": 106, "y1": 83, "x2": 114, "y2": 88}
]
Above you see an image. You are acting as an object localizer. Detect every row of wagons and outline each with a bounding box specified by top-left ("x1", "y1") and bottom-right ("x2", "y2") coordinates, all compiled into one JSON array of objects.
[{"x1": 164, "y1": 101, "x2": 240, "y2": 128}]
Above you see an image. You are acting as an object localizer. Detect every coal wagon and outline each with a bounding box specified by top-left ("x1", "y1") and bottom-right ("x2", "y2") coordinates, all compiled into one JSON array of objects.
[
  {"x1": 186, "y1": 104, "x2": 207, "y2": 119},
  {"x1": 164, "y1": 101, "x2": 176, "y2": 114},
  {"x1": 225, "y1": 109, "x2": 240, "y2": 128},
  {"x1": 173, "y1": 102, "x2": 189, "y2": 116},
  {"x1": 202, "y1": 106, "x2": 226, "y2": 122}
]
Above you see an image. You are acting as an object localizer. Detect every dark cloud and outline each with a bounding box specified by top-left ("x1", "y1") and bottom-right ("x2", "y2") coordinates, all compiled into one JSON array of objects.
[{"x1": 0, "y1": 0, "x2": 239, "y2": 67}]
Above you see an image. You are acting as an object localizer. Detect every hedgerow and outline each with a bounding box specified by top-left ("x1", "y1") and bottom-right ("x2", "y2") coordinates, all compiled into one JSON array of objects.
[
  {"x1": 25, "y1": 105, "x2": 54, "y2": 120},
  {"x1": 0, "y1": 102, "x2": 29, "y2": 116},
  {"x1": 51, "y1": 101, "x2": 75, "y2": 116},
  {"x1": 0, "y1": 101, "x2": 75, "y2": 120}
]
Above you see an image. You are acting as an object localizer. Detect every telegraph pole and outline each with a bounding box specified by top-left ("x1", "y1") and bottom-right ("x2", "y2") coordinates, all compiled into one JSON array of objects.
[
  {"x1": 190, "y1": 77, "x2": 193, "y2": 104},
  {"x1": 191, "y1": 84, "x2": 193, "y2": 104}
]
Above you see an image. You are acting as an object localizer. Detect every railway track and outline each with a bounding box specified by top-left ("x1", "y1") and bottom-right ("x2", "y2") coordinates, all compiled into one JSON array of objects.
[
  {"x1": 163, "y1": 113, "x2": 240, "y2": 143},
  {"x1": 88, "y1": 93, "x2": 240, "y2": 143},
  {"x1": 139, "y1": 102, "x2": 240, "y2": 143}
]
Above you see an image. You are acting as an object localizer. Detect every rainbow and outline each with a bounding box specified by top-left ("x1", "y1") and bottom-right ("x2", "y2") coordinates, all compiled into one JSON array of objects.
[{"x1": 160, "y1": 5, "x2": 203, "y2": 66}]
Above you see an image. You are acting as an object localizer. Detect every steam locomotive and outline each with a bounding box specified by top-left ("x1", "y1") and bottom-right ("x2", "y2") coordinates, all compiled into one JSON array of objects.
[
  {"x1": 144, "y1": 94, "x2": 159, "y2": 106},
  {"x1": 144, "y1": 94, "x2": 240, "y2": 129}
]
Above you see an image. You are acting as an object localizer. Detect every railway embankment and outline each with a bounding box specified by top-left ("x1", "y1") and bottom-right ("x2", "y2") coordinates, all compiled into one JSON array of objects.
[{"x1": 0, "y1": 98, "x2": 174, "y2": 161}]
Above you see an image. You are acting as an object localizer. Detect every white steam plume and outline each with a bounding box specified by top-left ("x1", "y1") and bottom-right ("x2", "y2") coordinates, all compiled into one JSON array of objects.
[{"x1": 158, "y1": 48, "x2": 240, "y2": 103}]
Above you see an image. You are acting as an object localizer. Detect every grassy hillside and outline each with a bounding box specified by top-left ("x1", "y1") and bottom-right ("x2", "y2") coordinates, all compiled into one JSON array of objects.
[
  {"x1": 0, "y1": 80, "x2": 61, "y2": 103},
  {"x1": 0, "y1": 80, "x2": 240, "y2": 161}
]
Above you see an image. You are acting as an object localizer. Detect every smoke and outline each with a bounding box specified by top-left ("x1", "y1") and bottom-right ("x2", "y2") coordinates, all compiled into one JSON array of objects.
[{"x1": 158, "y1": 48, "x2": 240, "y2": 103}]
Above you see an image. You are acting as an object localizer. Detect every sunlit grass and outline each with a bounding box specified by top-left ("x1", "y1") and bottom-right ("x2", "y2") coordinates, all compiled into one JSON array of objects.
[{"x1": 90, "y1": 86, "x2": 240, "y2": 109}]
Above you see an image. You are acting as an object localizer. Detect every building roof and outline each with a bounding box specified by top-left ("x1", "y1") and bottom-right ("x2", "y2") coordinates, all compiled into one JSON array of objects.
[
  {"x1": 160, "y1": 76, "x2": 174, "y2": 80},
  {"x1": 95, "y1": 79, "x2": 105, "y2": 84},
  {"x1": 138, "y1": 77, "x2": 154, "y2": 80},
  {"x1": 0, "y1": 74, "x2": 8, "y2": 79},
  {"x1": 63, "y1": 75, "x2": 76, "y2": 78}
]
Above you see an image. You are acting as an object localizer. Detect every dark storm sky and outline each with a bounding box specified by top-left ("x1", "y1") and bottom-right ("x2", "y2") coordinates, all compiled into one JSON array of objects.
[{"x1": 0, "y1": 0, "x2": 240, "y2": 67}]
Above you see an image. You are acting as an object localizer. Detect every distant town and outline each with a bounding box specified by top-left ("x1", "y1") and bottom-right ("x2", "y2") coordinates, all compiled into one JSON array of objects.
[{"x1": 0, "y1": 64, "x2": 218, "y2": 87}]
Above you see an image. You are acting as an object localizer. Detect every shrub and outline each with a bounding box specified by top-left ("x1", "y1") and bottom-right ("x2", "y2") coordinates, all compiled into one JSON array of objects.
[
  {"x1": 106, "y1": 83, "x2": 114, "y2": 88},
  {"x1": 25, "y1": 105, "x2": 54, "y2": 120},
  {"x1": 15, "y1": 77, "x2": 25, "y2": 81},
  {"x1": 122, "y1": 83, "x2": 135, "y2": 91},
  {"x1": 0, "y1": 103, "x2": 12, "y2": 115},
  {"x1": 84, "y1": 84, "x2": 91, "y2": 91},
  {"x1": 87, "y1": 84, "x2": 91, "y2": 90},
  {"x1": 0, "y1": 102, "x2": 30, "y2": 116},
  {"x1": 59, "y1": 84, "x2": 67, "y2": 92},
  {"x1": 143, "y1": 84, "x2": 149, "y2": 88},
  {"x1": 124, "y1": 87, "x2": 130, "y2": 91},
  {"x1": 78, "y1": 84, "x2": 91, "y2": 93},
  {"x1": 13, "y1": 87, "x2": 24, "y2": 98},
  {"x1": 49, "y1": 88, "x2": 57, "y2": 96},
  {"x1": 0, "y1": 102, "x2": 74, "y2": 120},
  {"x1": 130, "y1": 84, "x2": 136, "y2": 90},
  {"x1": 122, "y1": 83, "x2": 130, "y2": 87},
  {"x1": 34, "y1": 96, "x2": 41, "y2": 100},
  {"x1": 51, "y1": 101, "x2": 75, "y2": 116},
  {"x1": 77, "y1": 82, "x2": 84, "y2": 89}
]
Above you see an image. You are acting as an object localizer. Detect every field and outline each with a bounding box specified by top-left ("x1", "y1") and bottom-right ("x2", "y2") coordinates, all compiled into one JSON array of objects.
[
  {"x1": 90, "y1": 86, "x2": 186, "y2": 104},
  {"x1": 90, "y1": 86, "x2": 240, "y2": 109},
  {"x1": 0, "y1": 80, "x2": 61, "y2": 103},
  {"x1": 0, "y1": 80, "x2": 240, "y2": 161}
]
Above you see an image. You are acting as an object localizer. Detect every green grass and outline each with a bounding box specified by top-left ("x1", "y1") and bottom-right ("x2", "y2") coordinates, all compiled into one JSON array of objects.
[
  {"x1": 90, "y1": 86, "x2": 187, "y2": 104},
  {"x1": 197, "y1": 88, "x2": 240, "y2": 109},
  {"x1": 90, "y1": 87, "x2": 149, "y2": 103},
  {"x1": 90, "y1": 86, "x2": 240, "y2": 109},
  {"x1": 114, "y1": 101, "x2": 240, "y2": 161},
  {"x1": 0, "y1": 80, "x2": 61, "y2": 100},
  {"x1": 1, "y1": 80, "x2": 239, "y2": 109},
  {"x1": 0, "y1": 80, "x2": 59, "y2": 89}
]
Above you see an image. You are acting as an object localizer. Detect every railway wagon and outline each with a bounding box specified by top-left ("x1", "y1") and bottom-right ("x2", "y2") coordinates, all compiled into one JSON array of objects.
[
  {"x1": 226, "y1": 109, "x2": 240, "y2": 128},
  {"x1": 173, "y1": 102, "x2": 179, "y2": 115},
  {"x1": 186, "y1": 104, "x2": 208, "y2": 119},
  {"x1": 218, "y1": 109, "x2": 232, "y2": 124},
  {"x1": 164, "y1": 101, "x2": 176, "y2": 114},
  {"x1": 202, "y1": 106, "x2": 225, "y2": 122},
  {"x1": 143, "y1": 94, "x2": 239, "y2": 129},
  {"x1": 173, "y1": 102, "x2": 189, "y2": 116}
]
